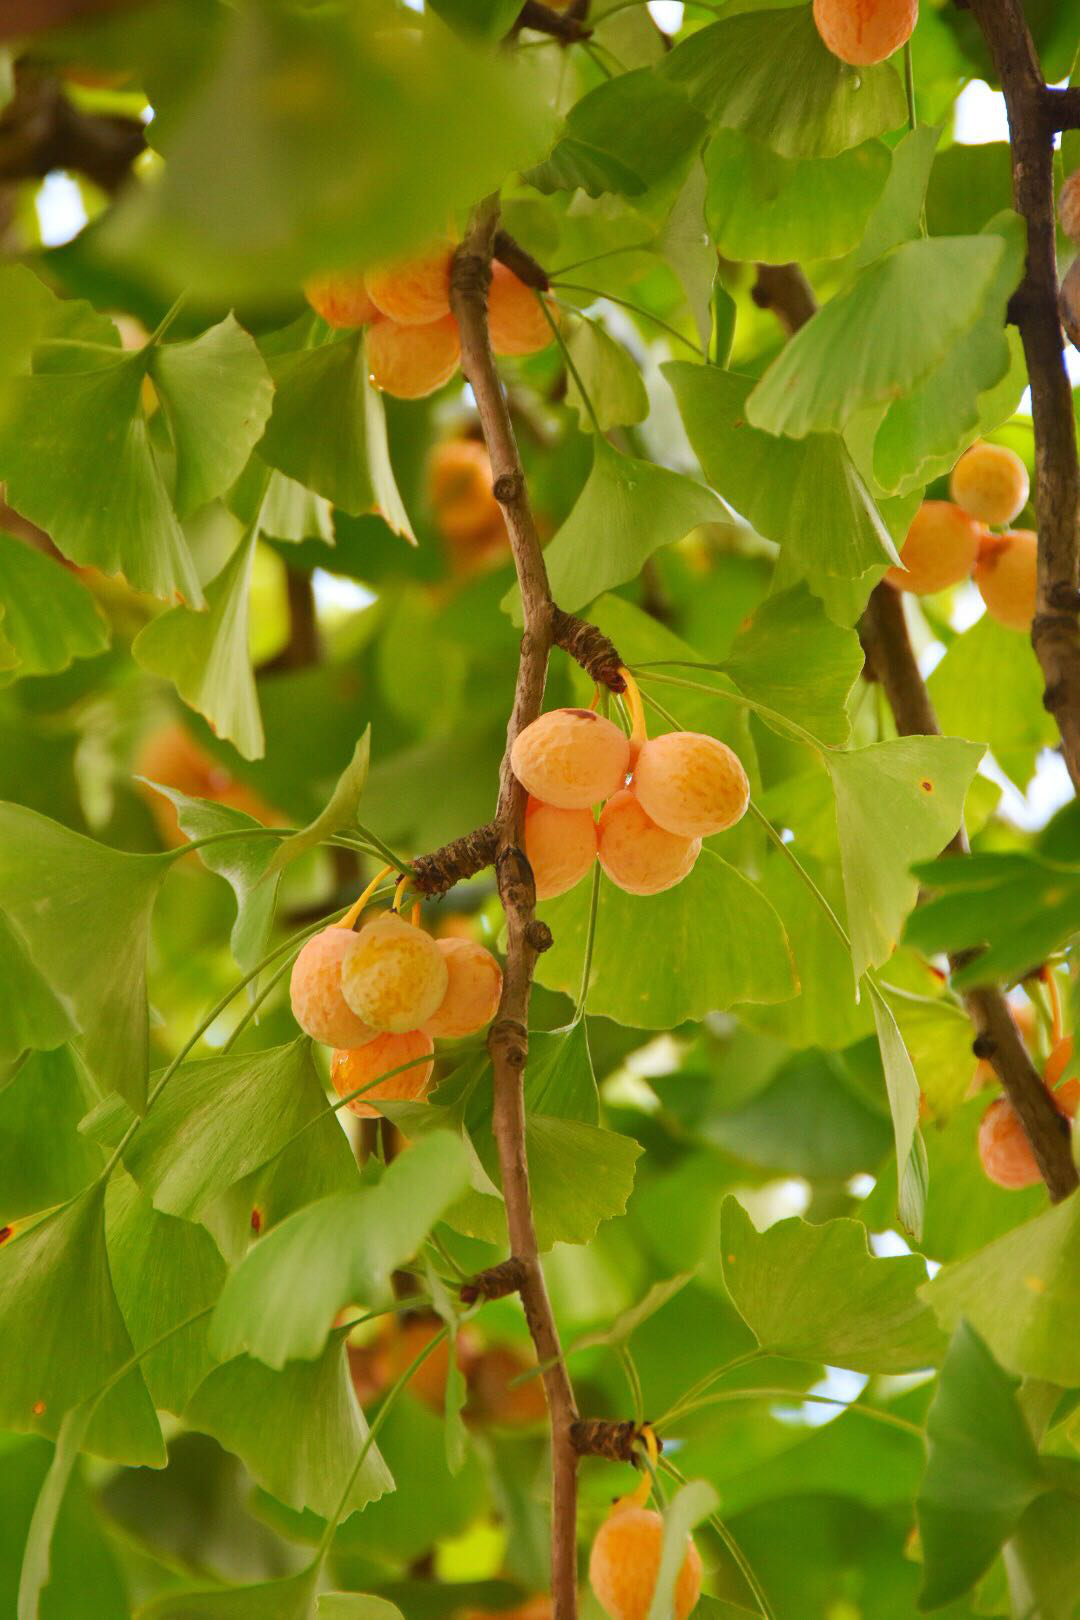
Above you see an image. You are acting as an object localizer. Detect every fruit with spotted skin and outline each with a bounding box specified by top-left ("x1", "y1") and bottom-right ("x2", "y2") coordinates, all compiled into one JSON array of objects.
[
  {"x1": 598, "y1": 789, "x2": 700, "y2": 895},
  {"x1": 886, "y1": 501, "x2": 983, "y2": 597},
  {"x1": 631, "y1": 730, "x2": 749, "y2": 839},
  {"x1": 330, "y1": 1029, "x2": 435, "y2": 1117},
  {"x1": 304, "y1": 271, "x2": 379, "y2": 328},
  {"x1": 974, "y1": 529, "x2": 1038, "y2": 631},
  {"x1": 340, "y1": 913, "x2": 448, "y2": 1033},
  {"x1": 422, "y1": 937, "x2": 503, "y2": 1039},
  {"x1": 488, "y1": 263, "x2": 556, "y2": 356},
  {"x1": 511, "y1": 709, "x2": 630, "y2": 810},
  {"x1": 289, "y1": 926, "x2": 377, "y2": 1048},
  {"x1": 950, "y1": 441, "x2": 1029, "y2": 527},
  {"x1": 367, "y1": 314, "x2": 461, "y2": 399},
  {"x1": 590, "y1": 1498, "x2": 703, "y2": 1620},
  {"x1": 812, "y1": 0, "x2": 918, "y2": 66},
  {"x1": 366, "y1": 245, "x2": 453, "y2": 326},
  {"x1": 524, "y1": 797, "x2": 597, "y2": 900}
]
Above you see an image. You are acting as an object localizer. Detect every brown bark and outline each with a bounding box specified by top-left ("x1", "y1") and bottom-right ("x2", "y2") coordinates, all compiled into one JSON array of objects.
[
  {"x1": 0, "y1": 68, "x2": 144, "y2": 193},
  {"x1": 0, "y1": 0, "x2": 144, "y2": 38},
  {"x1": 449, "y1": 197, "x2": 581, "y2": 1620}
]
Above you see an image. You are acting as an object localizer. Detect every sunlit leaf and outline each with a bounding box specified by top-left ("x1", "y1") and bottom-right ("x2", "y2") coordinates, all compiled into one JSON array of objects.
[
  {"x1": 850, "y1": 124, "x2": 940, "y2": 271},
  {"x1": 0, "y1": 805, "x2": 170, "y2": 1110},
  {"x1": 720, "y1": 1196, "x2": 945, "y2": 1373},
  {"x1": 927, "y1": 610, "x2": 1057, "y2": 792},
  {"x1": 717, "y1": 585, "x2": 864, "y2": 747},
  {"x1": 565, "y1": 317, "x2": 649, "y2": 433}
]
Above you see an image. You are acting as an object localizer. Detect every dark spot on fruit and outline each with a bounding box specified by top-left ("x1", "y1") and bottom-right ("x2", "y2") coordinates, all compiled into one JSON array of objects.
[
  {"x1": 921, "y1": 780, "x2": 933, "y2": 792},
  {"x1": 250, "y1": 1208, "x2": 263, "y2": 1234},
  {"x1": 566, "y1": 708, "x2": 598, "y2": 721}
]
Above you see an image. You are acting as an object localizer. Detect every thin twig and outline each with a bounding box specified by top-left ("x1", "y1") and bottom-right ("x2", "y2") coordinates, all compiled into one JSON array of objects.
[{"x1": 449, "y1": 196, "x2": 580, "y2": 1620}]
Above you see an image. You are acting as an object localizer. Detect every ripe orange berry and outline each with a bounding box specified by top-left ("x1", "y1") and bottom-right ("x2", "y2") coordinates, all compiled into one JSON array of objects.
[
  {"x1": 978, "y1": 1080, "x2": 1080, "y2": 1189},
  {"x1": 366, "y1": 314, "x2": 461, "y2": 399},
  {"x1": 973, "y1": 529, "x2": 1038, "y2": 631},
  {"x1": 487, "y1": 263, "x2": 556, "y2": 357},
  {"x1": 1059, "y1": 171, "x2": 1080, "y2": 243},
  {"x1": 812, "y1": 0, "x2": 918, "y2": 66},
  {"x1": 590, "y1": 1499, "x2": 703, "y2": 1620},
  {"x1": 304, "y1": 270, "x2": 379, "y2": 328},
  {"x1": 422, "y1": 937, "x2": 503, "y2": 1039},
  {"x1": 330, "y1": 1029, "x2": 435, "y2": 1117},
  {"x1": 524, "y1": 797, "x2": 597, "y2": 900},
  {"x1": 632, "y1": 731, "x2": 749, "y2": 839},
  {"x1": 597, "y1": 789, "x2": 700, "y2": 896},
  {"x1": 885, "y1": 501, "x2": 983, "y2": 597},
  {"x1": 1045, "y1": 1035, "x2": 1075, "y2": 1089},
  {"x1": 340, "y1": 913, "x2": 449, "y2": 1033},
  {"x1": 950, "y1": 441, "x2": 1030, "y2": 528},
  {"x1": 511, "y1": 709, "x2": 630, "y2": 810},
  {"x1": 428, "y1": 438, "x2": 504, "y2": 546},
  {"x1": 290, "y1": 926, "x2": 377, "y2": 1049},
  {"x1": 365, "y1": 245, "x2": 454, "y2": 327}
]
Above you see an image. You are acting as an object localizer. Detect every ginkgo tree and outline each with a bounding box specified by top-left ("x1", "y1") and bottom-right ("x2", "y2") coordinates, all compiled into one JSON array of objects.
[{"x1": 2, "y1": 1, "x2": 1080, "y2": 1618}]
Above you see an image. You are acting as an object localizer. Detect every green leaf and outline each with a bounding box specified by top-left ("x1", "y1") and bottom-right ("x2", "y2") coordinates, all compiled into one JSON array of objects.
[
  {"x1": 133, "y1": 530, "x2": 263, "y2": 760},
  {"x1": 904, "y1": 851, "x2": 1080, "y2": 990},
  {"x1": 105, "y1": 3, "x2": 552, "y2": 299},
  {"x1": 825, "y1": 736, "x2": 985, "y2": 979},
  {"x1": 0, "y1": 805, "x2": 170, "y2": 1110},
  {"x1": 505, "y1": 437, "x2": 725, "y2": 622},
  {"x1": 646, "y1": 1480, "x2": 719, "y2": 1620},
  {"x1": 566, "y1": 1273, "x2": 695, "y2": 1355},
  {"x1": 660, "y1": 5, "x2": 906, "y2": 159},
  {"x1": 17, "y1": 1403, "x2": 97, "y2": 1620},
  {"x1": 869, "y1": 986, "x2": 929, "y2": 1243},
  {"x1": 720, "y1": 1196, "x2": 946, "y2": 1373},
  {"x1": 526, "y1": 67, "x2": 704, "y2": 197},
  {"x1": 123, "y1": 1038, "x2": 332, "y2": 1221},
  {"x1": 745, "y1": 235, "x2": 1007, "y2": 439},
  {"x1": 704, "y1": 132, "x2": 891, "y2": 264},
  {"x1": 185, "y1": 1333, "x2": 393, "y2": 1520},
  {"x1": 659, "y1": 161, "x2": 716, "y2": 351},
  {"x1": 106, "y1": 1172, "x2": 225, "y2": 1415},
  {"x1": 263, "y1": 728, "x2": 370, "y2": 878},
  {"x1": 663, "y1": 364, "x2": 899, "y2": 600},
  {"x1": 0, "y1": 913, "x2": 78, "y2": 1062},
  {"x1": 525, "y1": 139, "x2": 646, "y2": 200},
  {"x1": 871, "y1": 214, "x2": 1027, "y2": 494},
  {"x1": 208, "y1": 1132, "x2": 470, "y2": 1368},
  {"x1": 565, "y1": 317, "x2": 649, "y2": 433},
  {"x1": 717, "y1": 585, "x2": 864, "y2": 747},
  {"x1": 148, "y1": 314, "x2": 274, "y2": 519},
  {"x1": 885, "y1": 987, "x2": 977, "y2": 1120},
  {"x1": 259, "y1": 334, "x2": 377, "y2": 519},
  {"x1": 535, "y1": 852, "x2": 795, "y2": 1029},
  {"x1": 0, "y1": 1047, "x2": 102, "y2": 1222},
  {"x1": 927, "y1": 611, "x2": 1058, "y2": 791},
  {"x1": 1007, "y1": 1491, "x2": 1080, "y2": 1620},
  {"x1": 427, "y1": 0, "x2": 520, "y2": 40},
  {"x1": 0, "y1": 532, "x2": 109, "y2": 684},
  {"x1": 521, "y1": 1020, "x2": 599, "y2": 1125},
  {"x1": 916, "y1": 1323, "x2": 1048, "y2": 1608},
  {"x1": 0, "y1": 1187, "x2": 164, "y2": 1465},
  {"x1": 850, "y1": 124, "x2": 941, "y2": 271},
  {"x1": 922, "y1": 1195, "x2": 1080, "y2": 1386},
  {"x1": 0, "y1": 347, "x2": 203, "y2": 607},
  {"x1": 423, "y1": 1260, "x2": 469, "y2": 1477},
  {"x1": 137, "y1": 1566, "x2": 319, "y2": 1620},
  {"x1": 147, "y1": 789, "x2": 282, "y2": 971},
  {"x1": 2, "y1": 1431, "x2": 128, "y2": 1620}
]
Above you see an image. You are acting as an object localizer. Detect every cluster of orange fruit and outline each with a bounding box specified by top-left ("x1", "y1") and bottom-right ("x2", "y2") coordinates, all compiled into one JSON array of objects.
[
  {"x1": 813, "y1": 0, "x2": 918, "y2": 65},
  {"x1": 887, "y1": 440, "x2": 1038, "y2": 630},
  {"x1": 511, "y1": 692, "x2": 750, "y2": 903},
  {"x1": 290, "y1": 886, "x2": 502, "y2": 1115},
  {"x1": 427, "y1": 437, "x2": 509, "y2": 574},
  {"x1": 305, "y1": 241, "x2": 555, "y2": 398}
]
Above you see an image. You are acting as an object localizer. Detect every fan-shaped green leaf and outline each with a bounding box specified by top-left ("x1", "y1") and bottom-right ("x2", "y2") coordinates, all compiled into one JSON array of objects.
[
  {"x1": 704, "y1": 132, "x2": 891, "y2": 264},
  {"x1": 0, "y1": 1047, "x2": 101, "y2": 1223},
  {"x1": 717, "y1": 585, "x2": 864, "y2": 746},
  {"x1": 0, "y1": 913, "x2": 78, "y2": 1062},
  {"x1": 185, "y1": 1334, "x2": 393, "y2": 1520},
  {"x1": 0, "y1": 533, "x2": 109, "y2": 684},
  {"x1": 505, "y1": 437, "x2": 725, "y2": 622},
  {"x1": 826, "y1": 737, "x2": 985, "y2": 980},
  {"x1": 0, "y1": 1187, "x2": 163, "y2": 1465},
  {"x1": 137, "y1": 1566, "x2": 319, "y2": 1620},
  {"x1": 663, "y1": 364, "x2": 899, "y2": 598},
  {"x1": 746, "y1": 235, "x2": 1006, "y2": 439},
  {"x1": 660, "y1": 6, "x2": 906, "y2": 160},
  {"x1": 148, "y1": 315, "x2": 274, "y2": 519},
  {"x1": 565, "y1": 317, "x2": 648, "y2": 433},
  {"x1": 0, "y1": 806, "x2": 170, "y2": 1110},
  {"x1": 263, "y1": 728, "x2": 369, "y2": 878},
  {"x1": 209, "y1": 1132, "x2": 470, "y2": 1367},
  {"x1": 123, "y1": 1039, "x2": 332, "y2": 1221},
  {"x1": 720, "y1": 1197, "x2": 945, "y2": 1373},
  {"x1": 525, "y1": 67, "x2": 704, "y2": 197},
  {"x1": 850, "y1": 124, "x2": 941, "y2": 271},
  {"x1": 259, "y1": 334, "x2": 375, "y2": 518},
  {"x1": 916, "y1": 1323, "x2": 1048, "y2": 1608},
  {"x1": 927, "y1": 610, "x2": 1056, "y2": 792},
  {"x1": 869, "y1": 985, "x2": 928, "y2": 1242}
]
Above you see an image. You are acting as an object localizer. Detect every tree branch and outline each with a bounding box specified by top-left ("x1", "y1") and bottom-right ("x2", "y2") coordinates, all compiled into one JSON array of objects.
[
  {"x1": 750, "y1": 262, "x2": 817, "y2": 334},
  {"x1": 967, "y1": 0, "x2": 1080, "y2": 795},
  {"x1": 1046, "y1": 85, "x2": 1080, "y2": 131},
  {"x1": 449, "y1": 196, "x2": 580, "y2": 1620},
  {"x1": 512, "y1": 1, "x2": 592, "y2": 43},
  {"x1": 0, "y1": 68, "x2": 144, "y2": 193},
  {"x1": 862, "y1": 584, "x2": 1078, "y2": 1201}
]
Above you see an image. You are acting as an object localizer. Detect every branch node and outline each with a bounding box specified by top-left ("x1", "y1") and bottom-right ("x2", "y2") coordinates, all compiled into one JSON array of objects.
[
  {"x1": 551, "y1": 608, "x2": 626, "y2": 691},
  {"x1": 493, "y1": 228, "x2": 551, "y2": 292},
  {"x1": 411, "y1": 822, "x2": 499, "y2": 895},
  {"x1": 525, "y1": 919, "x2": 554, "y2": 953},
  {"x1": 460, "y1": 1256, "x2": 527, "y2": 1305},
  {"x1": 972, "y1": 1033, "x2": 997, "y2": 1060},
  {"x1": 494, "y1": 470, "x2": 526, "y2": 504},
  {"x1": 570, "y1": 1420, "x2": 663, "y2": 1463},
  {"x1": 1048, "y1": 582, "x2": 1080, "y2": 613}
]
